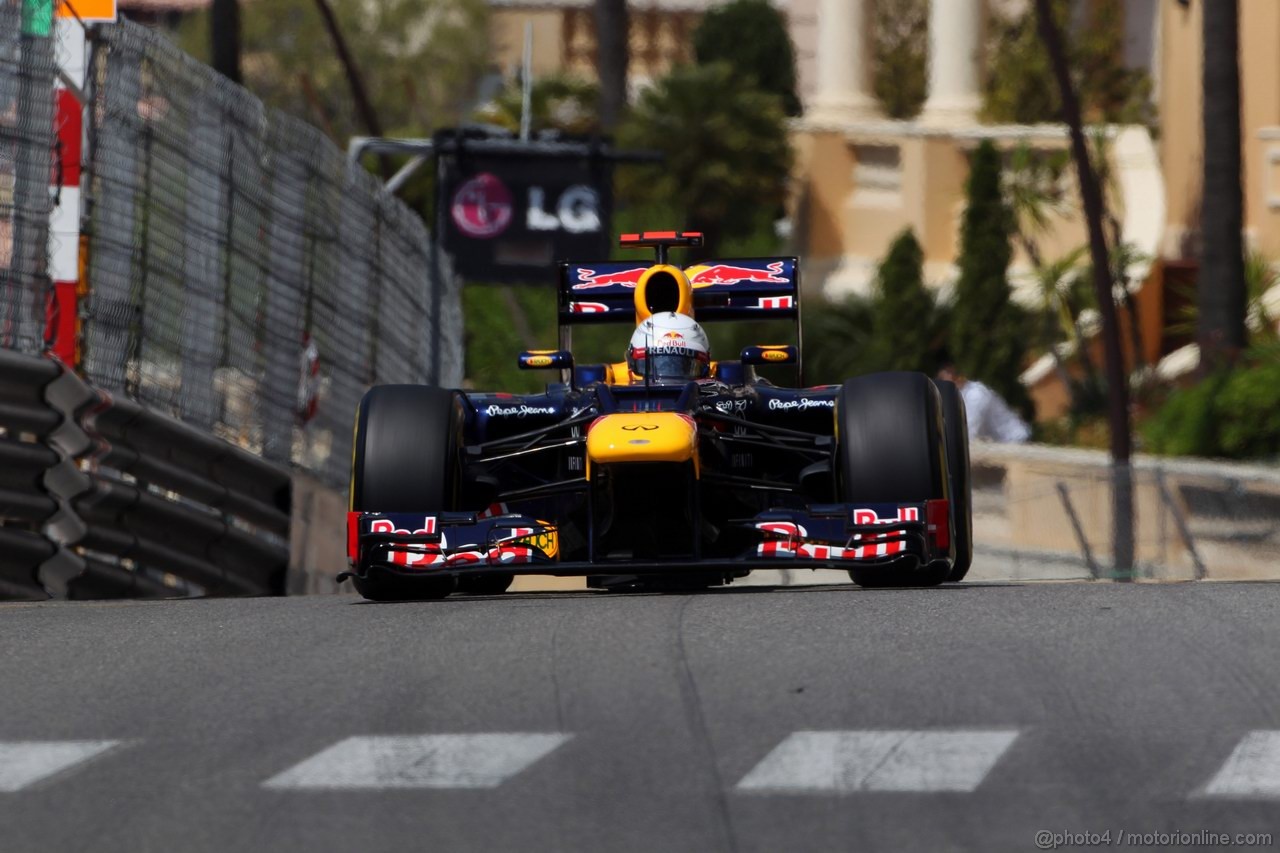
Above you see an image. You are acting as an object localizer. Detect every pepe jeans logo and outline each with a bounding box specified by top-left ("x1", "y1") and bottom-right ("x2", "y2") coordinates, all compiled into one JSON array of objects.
[
  {"x1": 768, "y1": 398, "x2": 834, "y2": 411},
  {"x1": 485, "y1": 404, "x2": 557, "y2": 417}
]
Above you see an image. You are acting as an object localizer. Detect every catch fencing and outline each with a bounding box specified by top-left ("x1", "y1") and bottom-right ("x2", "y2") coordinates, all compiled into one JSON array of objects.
[
  {"x1": 0, "y1": 0, "x2": 56, "y2": 353},
  {"x1": 0, "y1": 15, "x2": 462, "y2": 598},
  {"x1": 85, "y1": 20, "x2": 463, "y2": 488}
]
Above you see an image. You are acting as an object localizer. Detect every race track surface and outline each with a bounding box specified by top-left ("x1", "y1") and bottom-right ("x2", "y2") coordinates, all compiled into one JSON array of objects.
[{"x1": 3, "y1": 581, "x2": 1279, "y2": 852}]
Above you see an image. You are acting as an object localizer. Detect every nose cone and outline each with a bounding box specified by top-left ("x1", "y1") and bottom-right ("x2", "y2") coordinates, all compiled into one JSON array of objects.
[{"x1": 586, "y1": 413, "x2": 698, "y2": 467}]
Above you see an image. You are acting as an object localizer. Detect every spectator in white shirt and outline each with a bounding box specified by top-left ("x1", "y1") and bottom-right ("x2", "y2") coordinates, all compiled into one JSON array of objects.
[{"x1": 936, "y1": 361, "x2": 1032, "y2": 444}]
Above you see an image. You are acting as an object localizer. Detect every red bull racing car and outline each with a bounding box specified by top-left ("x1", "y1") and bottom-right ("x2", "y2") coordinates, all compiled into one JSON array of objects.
[{"x1": 340, "y1": 231, "x2": 972, "y2": 600}]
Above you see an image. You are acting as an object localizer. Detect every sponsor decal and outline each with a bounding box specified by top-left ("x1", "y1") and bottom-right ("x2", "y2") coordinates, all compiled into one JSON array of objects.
[
  {"x1": 660, "y1": 331, "x2": 686, "y2": 344},
  {"x1": 485, "y1": 404, "x2": 558, "y2": 417},
  {"x1": 757, "y1": 296, "x2": 794, "y2": 309},
  {"x1": 450, "y1": 173, "x2": 513, "y2": 239},
  {"x1": 714, "y1": 399, "x2": 749, "y2": 415},
  {"x1": 509, "y1": 525, "x2": 559, "y2": 560},
  {"x1": 524, "y1": 355, "x2": 554, "y2": 368},
  {"x1": 370, "y1": 517, "x2": 441, "y2": 567},
  {"x1": 767, "y1": 397, "x2": 835, "y2": 411},
  {"x1": 761, "y1": 350, "x2": 789, "y2": 362},
  {"x1": 569, "y1": 301, "x2": 610, "y2": 314},
  {"x1": 628, "y1": 439, "x2": 651, "y2": 446},
  {"x1": 687, "y1": 261, "x2": 789, "y2": 288},
  {"x1": 755, "y1": 507, "x2": 920, "y2": 561},
  {"x1": 621, "y1": 424, "x2": 659, "y2": 431},
  {"x1": 573, "y1": 267, "x2": 648, "y2": 290}
]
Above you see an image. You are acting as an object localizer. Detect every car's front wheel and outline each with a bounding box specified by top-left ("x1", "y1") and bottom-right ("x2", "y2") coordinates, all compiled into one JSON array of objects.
[
  {"x1": 350, "y1": 384, "x2": 463, "y2": 601},
  {"x1": 837, "y1": 372, "x2": 950, "y2": 588}
]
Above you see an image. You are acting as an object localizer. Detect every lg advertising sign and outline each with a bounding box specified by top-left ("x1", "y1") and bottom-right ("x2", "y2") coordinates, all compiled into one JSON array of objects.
[{"x1": 440, "y1": 150, "x2": 612, "y2": 284}]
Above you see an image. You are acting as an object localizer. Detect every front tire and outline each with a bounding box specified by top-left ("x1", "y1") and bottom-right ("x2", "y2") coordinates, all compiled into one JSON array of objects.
[
  {"x1": 837, "y1": 372, "x2": 949, "y2": 588},
  {"x1": 350, "y1": 384, "x2": 462, "y2": 601},
  {"x1": 936, "y1": 380, "x2": 974, "y2": 582}
]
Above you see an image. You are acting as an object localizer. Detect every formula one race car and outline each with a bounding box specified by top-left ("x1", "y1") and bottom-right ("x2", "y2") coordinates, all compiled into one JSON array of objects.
[{"x1": 340, "y1": 231, "x2": 972, "y2": 600}]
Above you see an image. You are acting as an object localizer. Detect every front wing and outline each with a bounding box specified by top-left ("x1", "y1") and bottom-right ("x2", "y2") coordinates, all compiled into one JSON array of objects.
[{"x1": 339, "y1": 500, "x2": 952, "y2": 583}]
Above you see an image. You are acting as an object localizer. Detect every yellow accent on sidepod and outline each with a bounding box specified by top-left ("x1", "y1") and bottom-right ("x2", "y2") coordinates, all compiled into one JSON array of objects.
[{"x1": 586, "y1": 412, "x2": 699, "y2": 473}]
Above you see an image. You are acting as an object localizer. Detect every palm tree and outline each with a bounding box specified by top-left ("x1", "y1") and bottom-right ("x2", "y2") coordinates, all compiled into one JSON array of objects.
[
  {"x1": 1034, "y1": 0, "x2": 1133, "y2": 576},
  {"x1": 595, "y1": 0, "x2": 628, "y2": 131},
  {"x1": 1199, "y1": 0, "x2": 1247, "y2": 368}
]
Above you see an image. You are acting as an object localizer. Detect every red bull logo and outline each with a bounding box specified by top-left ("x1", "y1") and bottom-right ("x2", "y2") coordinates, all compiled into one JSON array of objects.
[
  {"x1": 687, "y1": 261, "x2": 788, "y2": 287},
  {"x1": 573, "y1": 267, "x2": 649, "y2": 290}
]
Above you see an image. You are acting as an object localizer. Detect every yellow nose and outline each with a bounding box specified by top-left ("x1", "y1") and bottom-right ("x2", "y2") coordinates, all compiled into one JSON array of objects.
[{"x1": 586, "y1": 413, "x2": 698, "y2": 469}]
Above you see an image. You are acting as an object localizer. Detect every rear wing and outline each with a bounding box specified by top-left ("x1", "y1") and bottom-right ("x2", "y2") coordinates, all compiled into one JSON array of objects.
[{"x1": 557, "y1": 257, "x2": 800, "y2": 325}]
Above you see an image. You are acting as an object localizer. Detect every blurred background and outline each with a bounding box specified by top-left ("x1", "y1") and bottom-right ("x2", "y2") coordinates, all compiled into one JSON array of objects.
[
  {"x1": 139, "y1": 0, "x2": 1277, "y2": 461},
  {"x1": 3, "y1": 0, "x2": 1278, "y2": 596}
]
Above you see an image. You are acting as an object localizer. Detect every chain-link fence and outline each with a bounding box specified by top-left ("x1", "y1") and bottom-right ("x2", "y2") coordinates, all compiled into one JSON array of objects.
[
  {"x1": 0, "y1": 0, "x2": 57, "y2": 354},
  {"x1": 83, "y1": 20, "x2": 462, "y2": 488},
  {"x1": 968, "y1": 443, "x2": 1280, "y2": 582}
]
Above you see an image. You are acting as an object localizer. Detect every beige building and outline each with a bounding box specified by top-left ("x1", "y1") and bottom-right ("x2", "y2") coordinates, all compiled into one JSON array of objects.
[
  {"x1": 487, "y1": 0, "x2": 818, "y2": 95},
  {"x1": 793, "y1": 0, "x2": 1280, "y2": 414}
]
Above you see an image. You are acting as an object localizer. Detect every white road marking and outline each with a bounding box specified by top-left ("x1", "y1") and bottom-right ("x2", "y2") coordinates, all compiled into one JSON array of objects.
[
  {"x1": 263, "y1": 733, "x2": 573, "y2": 790},
  {"x1": 1203, "y1": 731, "x2": 1280, "y2": 798},
  {"x1": 737, "y1": 730, "x2": 1020, "y2": 793},
  {"x1": 0, "y1": 741, "x2": 124, "y2": 792}
]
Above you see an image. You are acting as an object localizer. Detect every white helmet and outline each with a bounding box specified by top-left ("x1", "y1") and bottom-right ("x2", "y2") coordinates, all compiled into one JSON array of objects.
[{"x1": 627, "y1": 312, "x2": 711, "y2": 381}]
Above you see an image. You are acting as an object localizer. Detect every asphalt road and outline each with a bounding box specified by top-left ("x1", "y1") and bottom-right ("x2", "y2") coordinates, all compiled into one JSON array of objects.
[{"x1": 3, "y1": 581, "x2": 1280, "y2": 853}]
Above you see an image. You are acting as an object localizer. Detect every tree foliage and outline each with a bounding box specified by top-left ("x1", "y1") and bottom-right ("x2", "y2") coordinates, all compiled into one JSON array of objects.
[
  {"x1": 870, "y1": 229, "x2": 935, "y2": 371},
  {"x1": 693, "y1": 0, "x2": 801, "y2": 117},
  {"x1": 1143, "y1": 345, "x2": 1280, "y2": 459},
  {"x1": 984, "y1": 0, "x2": 1153, "y2": 126},
  {"x1": 179, "y1": 0, "x2": 488, "y2": 140},
  {"x1": 617, "y1": 62, "x2": 792, "y2": 258},
  {"x1": 871, "y1": 0, "x2": 928, "y2": 120},
  {"x1": 473, "y1": 75, "x2": 601, "y2": 137},
  {"x1": 951, "y1": 140, "x2": 1028, "y2": 412}
]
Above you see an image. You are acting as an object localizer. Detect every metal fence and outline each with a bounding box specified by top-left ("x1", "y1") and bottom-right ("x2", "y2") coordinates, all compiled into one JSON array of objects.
[
  {"x1": 0, "y1": 0, "x2": 56, "y2": 354},
  {"x1": 82, "y1": 20, "x2": 462, "y2": 488},
  {"x1": 968, "y1": 443, "x2": 1280, "y2": 583}
]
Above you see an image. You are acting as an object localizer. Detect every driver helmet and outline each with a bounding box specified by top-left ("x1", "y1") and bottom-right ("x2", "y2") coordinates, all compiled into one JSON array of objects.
[{"x1": 627, "y1": 312, "x2": 711, "y2": 381}]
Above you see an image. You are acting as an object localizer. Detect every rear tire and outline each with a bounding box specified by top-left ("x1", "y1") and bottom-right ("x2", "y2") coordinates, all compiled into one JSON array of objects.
[
  {"x1": 936, "y1": 380, "x2": 974, "y2": 582},
  {"x1": 837, "y1": 372, "x2": 949, "y2": 588},
  {"x1": 350, "y1": 384, "x2": 462, "y2": 601}
]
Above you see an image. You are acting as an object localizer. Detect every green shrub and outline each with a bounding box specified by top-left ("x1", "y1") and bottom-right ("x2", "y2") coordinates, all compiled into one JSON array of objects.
[
  {"x1": 1217, "y1": 359, "x2": 1280, "y2": 458},
  {"x1": 1141, "y1": 376, "x2": 1227, "y2": 457},
  {"x1": 1142, "y1": 350, "x2": 1280, "y2": 459}
]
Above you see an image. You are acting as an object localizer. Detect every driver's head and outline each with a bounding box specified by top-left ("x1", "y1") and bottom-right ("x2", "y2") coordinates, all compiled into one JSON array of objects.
[{"x1": 627, "y1": 312, "x2": 711, "y2": 382}]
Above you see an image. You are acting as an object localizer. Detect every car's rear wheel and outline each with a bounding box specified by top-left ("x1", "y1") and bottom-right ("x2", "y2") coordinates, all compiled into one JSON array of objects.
[
  {"x1": 935, "y1": 379, "x2": 974, "y2": 582},
  {"x1": 837, "y1": 372, "x2": 949, "y2": 588},
  {"x1": 350, "y1": 384, "x2": 462, "y2": 601}
]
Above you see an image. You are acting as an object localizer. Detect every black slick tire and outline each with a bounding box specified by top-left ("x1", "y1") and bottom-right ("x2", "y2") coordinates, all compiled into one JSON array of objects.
[
  {"x1": 935, "y1": 379, "x2": 974, "y2": 582},
  {"x1": 837, "y1": 371, "x2": 949, "y2": 588},
  {"x1": 350, "y1": 384, "x2": 463, "y2": 601}
]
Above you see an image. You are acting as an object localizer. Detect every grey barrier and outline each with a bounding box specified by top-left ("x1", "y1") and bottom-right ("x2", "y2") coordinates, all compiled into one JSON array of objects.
[
  {"x1": 967, "y1": 442, "x2": 1280, "y2": 583},
  {"x1": 0, "y1": 16, "x2": 464, "y2": 598},
  {"x1": 0, "y1": 348, "x2": 289, "y2": 599}
]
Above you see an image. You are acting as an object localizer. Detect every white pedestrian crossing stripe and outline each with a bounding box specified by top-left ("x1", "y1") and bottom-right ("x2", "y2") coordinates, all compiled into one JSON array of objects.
[
  {"x1": 263, "y1": 733, "x2": 573, "y2": 790},
  {"x1": 737, "y1": 730, "x2": 1020, "y2": 793},
  {"x1": 1203, "y1": 731, "x2": 1280, "y2": 798},
  {"x1": 0, "y1": 741, "x2": 124, "y2": 792}
]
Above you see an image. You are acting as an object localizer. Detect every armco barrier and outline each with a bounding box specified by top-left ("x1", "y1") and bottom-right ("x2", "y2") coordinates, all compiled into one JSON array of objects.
[
  {"x1": 0, "y1": 350, "x2": 68, "y2": 598},
  {"x1": 0, "y1": 349, "x2": 291, "y2": 599}
]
